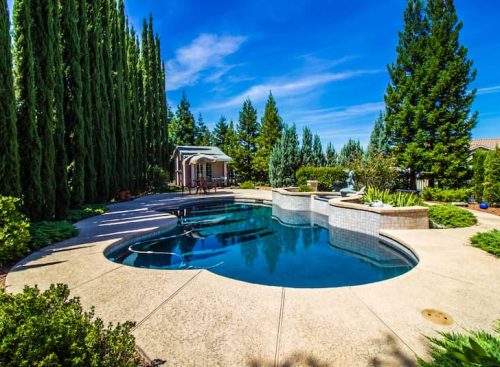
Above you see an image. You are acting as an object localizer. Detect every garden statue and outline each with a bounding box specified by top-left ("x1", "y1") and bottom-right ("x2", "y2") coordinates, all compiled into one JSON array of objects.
[{"x1": 340, "y1": 170, "x2": 358, "y2": 197}]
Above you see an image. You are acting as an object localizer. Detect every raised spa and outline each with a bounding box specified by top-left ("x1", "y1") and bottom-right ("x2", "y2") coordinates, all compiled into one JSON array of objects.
[{"x1": 105, "y1": 202, "x2": 417, "y2": 288}]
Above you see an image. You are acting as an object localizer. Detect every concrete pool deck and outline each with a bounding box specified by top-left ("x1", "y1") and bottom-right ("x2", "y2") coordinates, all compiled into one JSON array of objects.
[{"x1": 6, "y1": 189, "x2": 500, "y2": 367}]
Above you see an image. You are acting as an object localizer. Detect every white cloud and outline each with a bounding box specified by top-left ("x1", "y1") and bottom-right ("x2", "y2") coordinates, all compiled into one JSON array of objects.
[
  {"x1": 477, "y1": 85, "x2": 500, "y2": 95},
  {"x1": 203, "y1": 69, "x2": 381, "y2": 110},
  {"x1": 292, "y1": 102, "x2": 385, "y2": 125},
  {"x1": 166, "y1": 34, "x2": 246, "y2": 91}
]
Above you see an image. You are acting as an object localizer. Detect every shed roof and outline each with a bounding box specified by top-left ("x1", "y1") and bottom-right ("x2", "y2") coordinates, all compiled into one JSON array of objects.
[
  {"x1": 174, "y1": 146, "x2": 232, "y2": 162},
  {"x1": 470, "y1": 138, "x2": 500, "y2": 151}
]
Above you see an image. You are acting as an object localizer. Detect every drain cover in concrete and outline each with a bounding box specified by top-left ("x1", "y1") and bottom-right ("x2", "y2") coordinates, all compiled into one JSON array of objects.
[{"x1": 421, "y1": 309, "x2": 453, "y2": 325}]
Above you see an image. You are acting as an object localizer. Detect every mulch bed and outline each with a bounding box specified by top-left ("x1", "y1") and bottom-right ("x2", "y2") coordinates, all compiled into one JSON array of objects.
[{"x1": 468, "y1": 203, "x2": 500, "y2": 217}]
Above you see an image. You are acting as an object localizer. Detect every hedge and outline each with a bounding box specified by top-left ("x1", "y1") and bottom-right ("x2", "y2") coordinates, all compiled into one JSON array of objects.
[
  {"x1": 470, "y1": 229, "x2": 500, "y2": 257},
  {"x1": 421, "y1": 187, "x2": 472, "y2": 203},
  {"x1": 428, "y1": 205, "x2": 477, "y2": 228},
  {"x1": 0, "y1": 196, "x2": 31, "y2": 267},
  {"x1": 296, "y1": 166, "x2": 345, "y2": 191}
]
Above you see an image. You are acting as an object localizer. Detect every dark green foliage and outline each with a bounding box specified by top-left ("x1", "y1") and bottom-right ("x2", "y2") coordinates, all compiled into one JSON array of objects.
[
  {"x1": 0, "y1": 196, "x2": 30, "y2": 267},
  {"x1": 239, "y1": 181, "x2": 255, "y2": 189},
  {"x1": 428, "y1": 204, "x2": 477, "y2": 228},
  {"x1": 312, "y1": 134, "x2": 325, "y2": 166},
  {"x1": 235, "y1": 99, "x2": 259, "y2": 182},
  {"x1": 212, "y1": 116, "x2": 229, "y2": 148},
  {"x1": 369, "y1": 112, "x2": 389, "y2": 155},
  {"x1": 269, "y1": 124, "x2": 301, "y2": 187},
  {"x1": 194, "y1": 113, "x2": 212, "y2": 146},
  {"x1": 298, "y1": 184, "x2": 313, "y2": 193},
  {"x1": 65, "y1": 204, "x2": 108, "y2": 223},
  {"x1": 470, "y1": 229, "x2": 500, "y2": 257},
  {"x1": 338, "y1": 138, "x2": 363, "y2": 166},
  {"x1": 385, "y1": 0, "x2": 477, "y2": 188},
  {"x1": 417, "y1": 321, "x2": 500, "y2": 367},
  {"x1": 364, "y1": 188, "x2": 423, "y2": 207},
  {"x1": 0, "y1": 284, "x2": 141, "y2": 367},
  {"x1": 254, "y1": 92, "x2": 283, "y2": 182},
  {"x1": 353, "y1": 153, "x2": 400, "y2": 190},
  {"x1": 296, "y1": 166, "x2": 345, "y2": 191},
  {"x1": 31, "y1": 0, "x2": 57, "y2": 219},
  {"x1": 300, "y1": 127, "x2": 313, "y2": 166},
  {"x1": 472, "y1": 149, "x2": 487, "y2": 202},
  {"x1": 421, "y1": 187, "x2": 472, "y2": 202},
  {"x1": 0, "y1": 1, "x2": 21, "y2": 197},
  {"x1": 29, "y1": 221, "x2": 78, "y2": 249},
  {"x1": 13, "y1": 0, "x2": 43, "y2": 221},
  {"x1": 174, "y1": 91, "x2": 196, "y2": 145},
  {"x1": 325, "y1": 143, "x2": 337, "y2": 167},
  {"x1": 482, "y1": 147, "x2": 500, "y2": 207}
]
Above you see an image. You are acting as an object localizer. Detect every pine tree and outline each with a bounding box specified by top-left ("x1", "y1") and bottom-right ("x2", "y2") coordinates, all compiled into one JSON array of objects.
[
  {"x1": 52, "y1": 2, "x2": 70, "y2": 218},
  {"x1": 300, "y1": 126, "x2": 313, "y2": 166},
  {"x1": 235, "y1": 98, "x2": 259, "y2": 182},
  {"x1": 423, "y1": 0, "x2": 477, "y2": 188},
  {"x1": 13, "y1": 0, "x2": 43, "y2": 219},
  {"x1": 194, "y1": 113, "x2": 211, "y2": 146},
  {"x1": 60, "y1": 0, "x2": 85, "y2": 207},
  {"x1": 31, "y1": 0, "x2": 57, "y2": 218},
  {"x1": 385, "y1": 0, "x2": 428, "y2": 189},
  {"x1": 174, "y1": 91, "x2": 195, "y2": 145},
  {"x1": 312, "y1": 134, "x2": 325, "y2": 166},
  {"x1": 472, "y1": 149, "x2": 487, "y2": 203},
  {"x1": 325, "y1": 143, "x2": 337, "y2": 167},
  {"x1": 254, "y1": 92, "x2": 283, "y2": 183},
  {"x1": 338, "y1": 138, "x2": 363, "y2": 166},
  {"x1": 482, "y1": 148, "x2": 500, "y2": 206},
  {"x1": 225, "y1": 120, "x2": 239, "y2": 178},
  {"x1": 269, "y1": 124, "x2": 300, "y2": 187},
  {"x1": 369, "y1": 112, "x2": 389, "y2": 155},
  {"x1": 0, "y1": 0, "x2": 21, "y2": 197},
  {"x1": 212, "y1": 116, "x2": 229, "y2": 148},
  {"x1": 78, "y1": 0, "x2": 97, "y2": 203}
]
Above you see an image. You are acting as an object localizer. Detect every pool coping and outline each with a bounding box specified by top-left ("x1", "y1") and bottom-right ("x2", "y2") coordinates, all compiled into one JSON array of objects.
[{"x1": 5, "y1": 189, "x2": 500, "y2": 366}]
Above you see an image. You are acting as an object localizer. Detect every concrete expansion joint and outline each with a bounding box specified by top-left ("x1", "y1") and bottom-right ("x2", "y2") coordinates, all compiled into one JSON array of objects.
[
  {"x1": 274, "y1": 287, "x2": 286, "y2": 367},
  {"x1": 73, "y1": 264, "x2": 123, "y2": 290},
  {"x1": 132, "y1": 270, "x2": 203, "y2": 332},
  {"x1": 348, "y1": 287, "x2": 418, "y2": 357}
]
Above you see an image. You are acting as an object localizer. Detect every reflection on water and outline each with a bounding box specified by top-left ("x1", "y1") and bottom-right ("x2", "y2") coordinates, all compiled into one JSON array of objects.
[{"x1": 108, "y1": 202, "x2": 416, "y2": 288}]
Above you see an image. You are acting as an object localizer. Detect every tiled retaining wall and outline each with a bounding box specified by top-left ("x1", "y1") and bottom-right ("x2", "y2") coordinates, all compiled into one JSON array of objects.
[{"x1": 272, "y1": 188, "x2": 429, "y2": 235}]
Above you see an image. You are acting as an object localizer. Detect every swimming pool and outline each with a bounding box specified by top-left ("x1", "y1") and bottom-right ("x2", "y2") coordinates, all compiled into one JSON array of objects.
[{"x1": 106, "y1": 202, "x2": 417, "y2": 288}]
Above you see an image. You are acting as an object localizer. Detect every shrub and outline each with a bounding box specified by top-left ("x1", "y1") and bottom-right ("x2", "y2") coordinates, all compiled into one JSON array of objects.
[
  {"x1": 422, "y1": 187, "x2": 472, "y2": 203},
  {"x1": 482, "y1": 147, "x2": 500, "y2": 207},
  {"x1": 239, "y1": 181, "x2": 255, "y2": 189},
  {"x1": 428, "y1": 205, "x2": 477, "y2": 228},
  {"x1": 417, "y1": 320, "x2": 500, "y2": 367},
  {"x1": 351, "y1": 153, "x2": 400, "y2": 190},
  {"x1": 0, "y1": 284, "x2": 140, "y2": 367},
  {"x1": 363, "y1": 187, "x2": 423, "y2": 207},
  {"x1": 472, "y1": 149, "x2": 488, "y2": 202},
  {"x1": 298, "y1": 184, "x2": 313, "y2": 192},
  {"x1": 296, "y1": 166, "x2": 345, "y2": 191},
  {"x1": 0, "y1": 196, "x2": 31, "y2": 267},
  {"x1": 29, "y1": 221, "x2": 78, "y2": 249},
  {"x1": 65, "y1": 204, "x2": 108, "y2": 223},
  {"x1": 470, "y1": 229, "x2": 500, "y2": 257}
]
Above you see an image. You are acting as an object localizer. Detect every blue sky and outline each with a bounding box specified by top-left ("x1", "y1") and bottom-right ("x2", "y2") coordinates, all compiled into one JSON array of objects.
[{"x1": 8, "y1": 0, "x2": 500, "y2": 148}]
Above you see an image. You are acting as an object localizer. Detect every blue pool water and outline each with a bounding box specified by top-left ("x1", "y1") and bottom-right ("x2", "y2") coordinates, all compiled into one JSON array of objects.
[{"x1": 106, "y1": 202, "x2": 417, "y2": 288}]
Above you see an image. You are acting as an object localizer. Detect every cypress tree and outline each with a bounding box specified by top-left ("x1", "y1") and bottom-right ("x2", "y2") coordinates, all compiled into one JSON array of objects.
[
  {"x1": 126, "y1": 26, "x2": 139, "y2": 192},
  {"x1": 52, "y1": 1, "x2": 70, "y2": 219},
  {"x1": 423, "y1": 0, "x2": 477, "y2": 188},
  {"x1": 235, "y1": 98, "x2": 259, "y2": 182},
  {"x1": 148, "y1": 15, "x2": 159, "y2": 167},
  {"x1": 254, "y1": 92, "x2": 283, "y2": 183},
  {"x1": 269, "y1": 124, "x2": 300, "y2": 188},
  {"x1": 194, "y1": 113, "x2": 212, "y2": 146},
  {"x1": 325, "y1": 143, "x2": 337, "y2": 167},
  {"x1": 13, "y1": 0, "x2": 43, "y2": 219},
  {"x1": 312, "y1": 134, "x2": 325, "y2": 166},
  {"x1": 369, "y1": 112, "x2": 389, "y2": 156},
  {"x1": 136, "y1": 37, "x2": 147, "y2": 191},
  {"x1": 78, "y1": 0, "x2": 97, "y2": 203},
  {"x1": 31, "y1": 0, "x2": 57, "y2": 219},
  {"x1": 482, "y1": 148, "x2": 500, "y2": 206},
  {"x1": 120, "y1": 1, "x2": 131, "y2": 188},
  {"x1": 301, "y1": 126, "x2": 313, "y2": 166},
  {"x1": 385, "y1": 0, "x2": 428, "y2": 189},
  {"x1": 338, "y1": 138, "x2": 364, "y2": 167},
  {"x1": 0, "y1": 0, "x2": 21, "y2": 197},
  {"x1": 472, "y1": 149, "x2": 487, "y2": 202},
  {"x1": 60, "y1": 0, "x2": 85, "y2": 207},
  {"x1": 174, "y1": 91, "x2": 195, "y2": 145}
]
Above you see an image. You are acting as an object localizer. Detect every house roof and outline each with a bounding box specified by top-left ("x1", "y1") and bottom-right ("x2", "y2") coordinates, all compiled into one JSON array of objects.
[
  {"x1": 470, "y1": 138, "x2": 500, "y2": 151},
  {"x1": 174, "y1": 146, "x2": 232, "y2": 162}
]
